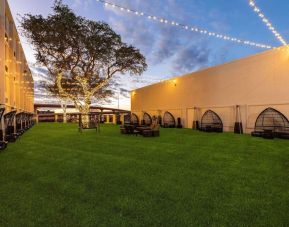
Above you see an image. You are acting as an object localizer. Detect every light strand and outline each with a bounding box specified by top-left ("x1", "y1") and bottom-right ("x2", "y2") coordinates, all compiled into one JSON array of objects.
[
  {"x1": 249, "y1": 0, "x2": 287, "y2": 46},
  {"x1": 96, "y1": 0, "x2": 273, "y2": 49}
]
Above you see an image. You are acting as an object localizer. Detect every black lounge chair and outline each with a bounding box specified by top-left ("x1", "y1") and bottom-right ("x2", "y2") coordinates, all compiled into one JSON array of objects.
[
  {"x1": 277, "y1": 132, "x2": 289, "y2": 139},
  {"x1": 0, "y1": 108, "x2": 7, "y2": 150},
  {"x1": 142, "y1": 125, "x2": 160, "y2": 137},
  {"x1": 120, "y1": 125, "x2": 127, "y2": 134},
  {"x1": 251, "y1": 131, "x2": 263, "y2": 137},
  {"x1": 120, "y1": 124, "x2": 140, "y2": 135},
  {"x1": 141, "y1": 117, "x2": 160, "y2": 137},
  {"x1": 120, "y1": 123, "x2": 129, "y2": 134}
]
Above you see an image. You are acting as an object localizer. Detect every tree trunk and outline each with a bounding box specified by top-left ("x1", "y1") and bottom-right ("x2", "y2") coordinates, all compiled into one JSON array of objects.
[
  {"x1": 80, "y1": 100, "x2": 90, "y2": 129},
  {"x1": 63, "y1": 109, "x2": 67, "y2": 123},
  {"x1": 61, "y1": 101, "x2": 68, "y2": 123}
]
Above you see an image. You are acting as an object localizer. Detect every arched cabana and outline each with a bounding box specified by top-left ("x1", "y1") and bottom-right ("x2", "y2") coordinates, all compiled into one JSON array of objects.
[
  {"x1": 15, "y1": 112, "x2": 25, "y2": 135},
  {"x1": 252, "y1": 108, "x2": 289, "y2": 139},
  {"x1": 143, "y1": 112, "x2": 152, "y2": 126},
  {"x1": 200, "y1": 110, "x2": 223, "y2": 133},
  {"x1": 163, "y1": 111, "x2": 176, "y2": 128},
  {"x1": 0, "y1": 108, "x2": 7, "y2": 150},
  {"x1": 131, "y1": 113, "x2": 139, "y2": 125},
  {"x1": 123, "y1": 114, "x2": 130, "y2": 124},
  {"x1": 4, "y1": 110, "x2": 17, "y2": 142}
]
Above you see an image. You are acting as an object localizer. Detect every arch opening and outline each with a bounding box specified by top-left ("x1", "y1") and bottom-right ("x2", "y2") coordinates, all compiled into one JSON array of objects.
[
  {"x1": 200, "y1": 110, "x2": 223, "y2": 133},
  {"x1": 131, "y1": 113, "x2": 139, "y2": 125},
  {"x1": 163, "y1": 111, "x2": 176, "y2": 128},
  {"x1": 252, "y1": 108, "x2": 289, "y2": 139},
  {"x1": 143, "y1": 112, "x2": 152, "y2": 126}
]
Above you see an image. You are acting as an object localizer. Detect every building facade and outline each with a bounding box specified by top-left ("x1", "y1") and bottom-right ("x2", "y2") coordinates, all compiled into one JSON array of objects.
[
  {"x1": 0, "y1": 0, "x2": 34, "y2": 113},
  {"x1": 131, "y1": 46, "x2": 289, "y2": 133}
]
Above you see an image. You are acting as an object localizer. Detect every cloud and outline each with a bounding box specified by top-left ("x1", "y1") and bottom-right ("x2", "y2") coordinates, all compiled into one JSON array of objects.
[
  {"x1": 103, "y1": 0, "x2": 214, "y2": 76},
  {"x1": 151, "y1": 26, "x2": 181, "y2": 63},
  {"x1": 108, "y1": 16, "x2": 156, "y2": 56},
  {"x1": 172, "y1": 42, "x2": 211, "y2": 74},
  {"x1": 71, "y1": 0, "x2": 92, "y2": 10}
]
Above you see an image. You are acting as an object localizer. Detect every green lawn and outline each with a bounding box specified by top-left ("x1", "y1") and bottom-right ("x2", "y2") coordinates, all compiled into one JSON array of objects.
[{"x1": 0, "y1": 123, "x2": 289, "y2": 226}]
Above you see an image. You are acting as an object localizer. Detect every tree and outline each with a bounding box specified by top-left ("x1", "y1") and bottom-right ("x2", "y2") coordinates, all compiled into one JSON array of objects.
[
  {"x1": 40, "y1": 78, "x2": 113, "y2": 123},
  {"x1": 21, "y1": 0, "x2": 147, "y2": 126},
  {"x1": 40, "y1": 79, "x2": 73, "y2": 123}
]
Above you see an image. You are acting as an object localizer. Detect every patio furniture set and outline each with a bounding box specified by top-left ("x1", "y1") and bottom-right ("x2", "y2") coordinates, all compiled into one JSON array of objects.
[{"x1": 120, "y1": 124, "x2": 160, "y2": 137}]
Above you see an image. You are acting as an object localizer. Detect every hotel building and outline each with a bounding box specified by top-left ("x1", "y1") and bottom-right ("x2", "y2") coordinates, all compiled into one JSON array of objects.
[{"x1": 0, "y1": 0, "x2": 34, "y2": 113}]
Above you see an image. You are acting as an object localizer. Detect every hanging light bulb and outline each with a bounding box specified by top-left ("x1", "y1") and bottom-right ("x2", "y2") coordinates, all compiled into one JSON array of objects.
[
  {"x1": 96, "y1": 0, "x2": 273, "y2": 49},
  {"x1": 248, "y1": 0, "x2": 287, "y2": 46}
]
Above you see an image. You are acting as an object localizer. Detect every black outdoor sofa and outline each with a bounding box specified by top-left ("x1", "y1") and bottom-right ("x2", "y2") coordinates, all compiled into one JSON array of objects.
[{"x1": 120, "y1": 124, "x2": 160, "y2": 137}]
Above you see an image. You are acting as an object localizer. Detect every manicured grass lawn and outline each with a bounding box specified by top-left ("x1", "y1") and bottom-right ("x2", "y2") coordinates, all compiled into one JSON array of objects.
[{"x1": 0, "y1": 123, "x2": 289, "y2": 226}]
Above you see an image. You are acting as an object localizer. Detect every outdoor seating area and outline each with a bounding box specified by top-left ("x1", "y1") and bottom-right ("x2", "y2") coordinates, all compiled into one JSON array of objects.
[
  {"x1": 120, "y1": 124, "x2": 160, "y2": 137},
  {"x1": 120, "y1": 114, "x2": 160, "y2": 137},
  {"x1": 0, "y1": 107, "x2": 35, "y2": 150}
]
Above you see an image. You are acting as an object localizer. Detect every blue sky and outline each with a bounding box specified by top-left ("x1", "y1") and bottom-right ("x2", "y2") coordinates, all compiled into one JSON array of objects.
[{"x1": 8, "y1": 0, "x2": 289, "y2": 109}]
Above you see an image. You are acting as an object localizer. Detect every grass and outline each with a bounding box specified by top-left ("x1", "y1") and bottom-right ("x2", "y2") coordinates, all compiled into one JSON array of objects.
[{"x1": 0, "y1": 123, "x2": 289, "y2": 226}]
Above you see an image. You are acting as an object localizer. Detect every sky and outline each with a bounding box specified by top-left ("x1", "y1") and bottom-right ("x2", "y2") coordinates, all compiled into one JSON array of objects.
[{"x1": 7, "y1": 0, "x2": 289, "y2": 110}]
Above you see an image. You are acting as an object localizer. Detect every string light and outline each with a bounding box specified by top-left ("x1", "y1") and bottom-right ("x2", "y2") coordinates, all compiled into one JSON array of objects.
[
  {"x1": 249, "y1": 0, "x2": 287, "y2": 46},
  {"x1": 96, "y1": 0, "x2": 273, "y2": 49}
]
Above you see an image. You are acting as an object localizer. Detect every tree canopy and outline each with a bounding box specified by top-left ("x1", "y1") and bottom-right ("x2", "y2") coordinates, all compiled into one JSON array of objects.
[{"x1": 21, "y1": 0, "x2": 147, "y2": 113}]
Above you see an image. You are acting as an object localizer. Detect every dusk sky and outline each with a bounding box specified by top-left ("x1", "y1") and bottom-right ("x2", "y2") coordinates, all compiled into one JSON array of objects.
[{"x1": 7, "y1": 0, "x2": 289, "y2": 110}]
